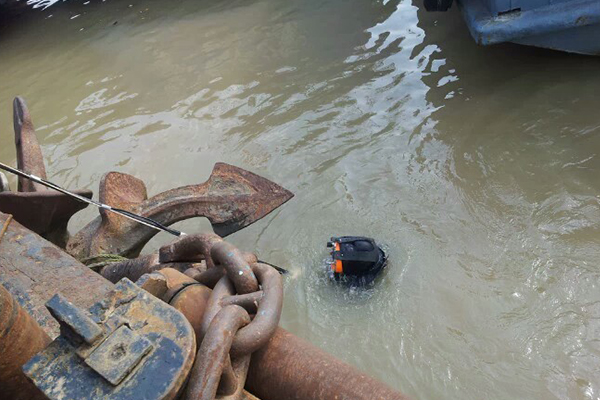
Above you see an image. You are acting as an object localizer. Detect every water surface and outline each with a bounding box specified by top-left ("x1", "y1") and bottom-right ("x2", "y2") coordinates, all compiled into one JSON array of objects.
[{"x1": 1, "y1": 1, "x2": 600, "y2": 399}]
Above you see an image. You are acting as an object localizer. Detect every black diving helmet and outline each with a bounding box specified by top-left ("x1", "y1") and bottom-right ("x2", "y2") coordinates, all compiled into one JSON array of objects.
[{"x1": 326, "y1": 236, "x2": 387, "y2": 286}]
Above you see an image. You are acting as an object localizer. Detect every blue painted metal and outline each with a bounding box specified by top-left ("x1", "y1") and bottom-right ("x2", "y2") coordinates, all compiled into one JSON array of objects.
[
  {"x1": 0, "y1": 212, "x2": 113, "y2": 338},
  {"x1": 22, "y1": 279, "x2": 196, "y2": 400},
  {"x1": 85, "y1": 325, "x2": 153, "y2": 386},
  {"x1": 46, "y1": 294, "x2": 104, "y2": 344},
  {"x1": 456, "y1": 0, "x2": 600, "y2": 54}
]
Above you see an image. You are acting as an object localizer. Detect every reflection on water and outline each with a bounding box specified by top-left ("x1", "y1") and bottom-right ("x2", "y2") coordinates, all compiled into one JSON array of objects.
[
  {"x1": 2, "y1": 1, "x2": 600, "y2": 399},
  {"x1": 26, "y1": 0, "x2": 61, "y2": 10}
]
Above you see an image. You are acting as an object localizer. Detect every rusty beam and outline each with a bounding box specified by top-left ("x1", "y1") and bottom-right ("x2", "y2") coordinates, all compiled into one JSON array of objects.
[
  {"x1": 0, "y1": 283, "x2": 50, "y2": 400},
  {"x1": 247, "y1": 328, "x2": 409, "y2": 400}
]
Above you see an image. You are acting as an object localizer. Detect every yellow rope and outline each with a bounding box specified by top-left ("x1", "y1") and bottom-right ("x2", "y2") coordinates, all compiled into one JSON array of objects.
[{"x1": 81, "y1": 253, "x2": 129, "y2": 272}]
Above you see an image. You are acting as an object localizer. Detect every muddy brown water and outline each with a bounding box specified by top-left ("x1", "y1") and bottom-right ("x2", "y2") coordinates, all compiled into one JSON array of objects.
[{"x1": 2, "y1": 1, "x2": 600, "y2": 399}]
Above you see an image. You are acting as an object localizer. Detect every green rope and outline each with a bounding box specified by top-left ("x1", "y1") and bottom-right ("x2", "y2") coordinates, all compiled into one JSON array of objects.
[{"x1": 81, "y1": 254, "x2": 129, "y2": 272}]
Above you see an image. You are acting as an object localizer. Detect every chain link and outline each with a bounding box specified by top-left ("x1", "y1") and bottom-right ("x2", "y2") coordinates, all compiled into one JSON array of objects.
[{"x1": 159, "y1": 233, "x2": 283, "y2": 400}]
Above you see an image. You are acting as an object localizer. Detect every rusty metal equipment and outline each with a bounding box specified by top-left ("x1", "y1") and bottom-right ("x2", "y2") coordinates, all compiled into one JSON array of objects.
[
  {"x1": 23, "y1": 279, "x2": 197, "y2": 400},
  {"x1": 129, "y1": 234, "x2": 408, "y2": 400},
  {"x1": 137, "y1": 268, "x2": 212, "y2": 343},
  {"x1": 0, "y1": 201, "x2": 407, "y2": 400},
  {"x1": 13, "y1": 96, "x2": 45, "y2": 193},
  {"x1": 184, "y1": 244, "x2": 283, "y2": 400},
  {"x1": 99, "y1": 253, "x2": 204, "y2": 284},
  {"x1": 104, "y1": 233, "x2": 408, "y2": 400},
  {"x1": 0, "y1": 283, "x2": 51, "y2": 400},
  {"x1": 187, "y1": 305, "x2": 251, "y2": 400},
  {"x1": 97, "y1": 233, "x2": 257, "y2": 284},
  {"x1": 66, "y1": 163, "x2": 293, "y2": 260},
  {"x1": 0, "y1": 97, "x2": 93, "y2": 247},
  {"x1": 153, "y1": 234, "x2": 405, "y2": 400},
  {"x1": 246, "y1": 328, "x2": 409, "y2": 400},
  {"x1": 119, "y1": 233, "x2": 282, "y2": 400},
  {"x1": 0, "y1": 161, "x2": 185, "y2": 237},
  {"x1": 0, "y1": 211, "x2": 112, "y2": 337},
  {"x1": 1, "y1": 97, "x2": 293, "y2": 257}
]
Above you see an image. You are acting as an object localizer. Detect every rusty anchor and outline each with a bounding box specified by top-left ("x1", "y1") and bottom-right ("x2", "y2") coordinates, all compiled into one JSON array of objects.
[
  {"x1": 66, "y1": 162, "x2": 293, "y2": 260},
  {"x1": 0, "y1": 96, "x2": 293, "y2": 257},
  {"x1": 0, "y1": 97, "x2": 93, "y2": 247}
]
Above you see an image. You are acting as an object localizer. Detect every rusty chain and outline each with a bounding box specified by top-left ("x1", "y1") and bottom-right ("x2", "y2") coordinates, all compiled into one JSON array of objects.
[{"x1": 159, "y1": 233, "x2": 283, "y2": 400}]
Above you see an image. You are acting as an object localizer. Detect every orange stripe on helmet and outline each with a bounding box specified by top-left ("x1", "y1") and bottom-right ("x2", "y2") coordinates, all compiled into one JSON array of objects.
[{"x1": 333, "y1": 242, "x2": 343, "y2": 273}]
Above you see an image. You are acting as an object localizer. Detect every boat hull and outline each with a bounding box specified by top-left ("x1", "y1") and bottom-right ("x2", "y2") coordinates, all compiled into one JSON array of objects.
[{"x1": 456, "y1": 0, "x2": 600, "y2": 55}]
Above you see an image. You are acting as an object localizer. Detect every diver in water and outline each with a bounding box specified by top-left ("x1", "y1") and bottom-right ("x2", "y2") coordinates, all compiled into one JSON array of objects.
[{"x1": 327, "y1": 236, "x2": 387, "y2": 286}]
